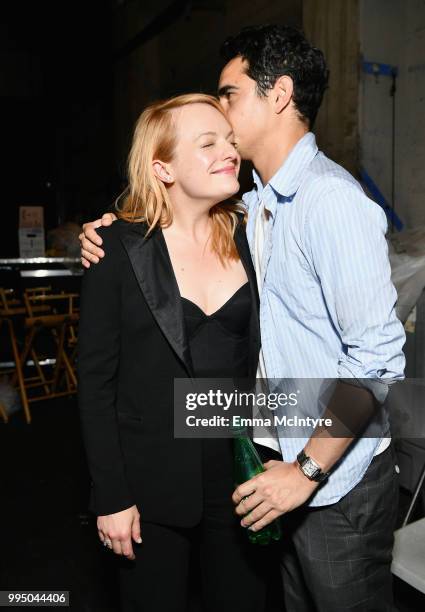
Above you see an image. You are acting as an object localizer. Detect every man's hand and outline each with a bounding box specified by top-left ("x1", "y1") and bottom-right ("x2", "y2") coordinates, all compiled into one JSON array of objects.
[
  {"x1": 232, "y1": 460, "x2": 319, "y2": 532},
  {"x1": 79, "y1": 212, "x2": 117, "y2": 268},
  {"x1": 97, "y1": 504, "x2": 142, "y2": 560}
]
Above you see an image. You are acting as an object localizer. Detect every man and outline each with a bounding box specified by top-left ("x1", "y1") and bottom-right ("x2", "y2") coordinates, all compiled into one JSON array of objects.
[{"x1": 80, "y1": 25, "x2": 405, "y2": 611}]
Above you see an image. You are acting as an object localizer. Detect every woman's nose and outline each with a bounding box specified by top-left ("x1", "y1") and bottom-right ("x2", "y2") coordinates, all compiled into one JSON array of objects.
[{"x1": 222, "y1": 142, "x2": 239, "y2": 163}]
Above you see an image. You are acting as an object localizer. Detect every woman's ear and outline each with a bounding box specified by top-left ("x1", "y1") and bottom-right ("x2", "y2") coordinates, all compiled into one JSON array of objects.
[
  {"x1": 152, "y1": 160, "x2": 174, "y2": 184},
  {"x1": 273, "y1": 75, "x2": 294, "y2": 114}
]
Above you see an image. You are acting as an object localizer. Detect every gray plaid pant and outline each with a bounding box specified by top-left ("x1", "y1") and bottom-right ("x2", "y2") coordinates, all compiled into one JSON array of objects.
[{"x1": 279, "y1": 445, "x2": 399, "y2": 612}]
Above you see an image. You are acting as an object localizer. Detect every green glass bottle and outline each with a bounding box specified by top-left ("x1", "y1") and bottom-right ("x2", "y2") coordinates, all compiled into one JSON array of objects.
[{"x1": 233, "y1": 429, "x2": 282, "y2": 545}]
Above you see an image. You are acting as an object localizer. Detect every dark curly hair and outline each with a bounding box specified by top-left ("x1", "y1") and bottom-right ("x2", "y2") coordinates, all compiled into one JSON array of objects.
[{"x1": 220, "y1": 24, "x2": 329, "y2": 127}]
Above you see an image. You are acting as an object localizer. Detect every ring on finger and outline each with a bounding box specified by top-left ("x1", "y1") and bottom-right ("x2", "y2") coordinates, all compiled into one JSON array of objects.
[{"x1": 241, "y1": 495, "x2": 252, "y2": 508}]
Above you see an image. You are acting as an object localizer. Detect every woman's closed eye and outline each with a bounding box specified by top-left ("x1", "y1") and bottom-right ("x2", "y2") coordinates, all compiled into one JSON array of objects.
[{"x1": 201, "y1": 139, "x2": 237, "y2": 150}]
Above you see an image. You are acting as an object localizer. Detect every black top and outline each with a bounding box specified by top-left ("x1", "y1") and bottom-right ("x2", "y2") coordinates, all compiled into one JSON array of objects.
[
  {"x1": 181, "y1": 281, "x2": 251, "y2": 378},
  {"x1": 181, "y1": 282, "x2": 252, "y2": 509}
]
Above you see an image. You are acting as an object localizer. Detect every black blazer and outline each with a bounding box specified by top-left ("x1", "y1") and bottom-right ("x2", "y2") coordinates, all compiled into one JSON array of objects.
[{"x1": 77, "y1": 216, "x2": 260, "y2": 527}]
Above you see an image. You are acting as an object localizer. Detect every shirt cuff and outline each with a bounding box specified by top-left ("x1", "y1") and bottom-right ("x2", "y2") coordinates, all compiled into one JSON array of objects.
[{"x1": 337, "y1": 359, "x2": 392, "y2": 404}]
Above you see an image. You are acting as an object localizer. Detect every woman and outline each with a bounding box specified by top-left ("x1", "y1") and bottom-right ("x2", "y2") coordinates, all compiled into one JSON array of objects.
[{"x1": 78, "y1": 93, "x2": 273, "y2": 612}]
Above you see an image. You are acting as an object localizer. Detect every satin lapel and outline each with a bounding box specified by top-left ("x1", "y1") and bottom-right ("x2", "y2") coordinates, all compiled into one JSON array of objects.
[
  {"x1": 118, "y1": 221, "x2": 194, "y2": 378},
  {"x1": 234, "y1": 223, "x2": 261, "y2": 379}
]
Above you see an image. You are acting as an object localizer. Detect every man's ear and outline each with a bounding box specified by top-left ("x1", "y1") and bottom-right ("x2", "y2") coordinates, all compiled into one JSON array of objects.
[
  {"x1": 273, "y1": 75, "x2": 294, "y2": 114},
  {"x1": 152, "y1": 160, "x2": 174, "y2": 184}
]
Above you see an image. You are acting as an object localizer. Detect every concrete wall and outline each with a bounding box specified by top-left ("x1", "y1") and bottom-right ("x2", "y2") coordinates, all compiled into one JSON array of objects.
[
  {"x1": 359, "y1": 0, "x2": 425, "y2": 230},
  {"x1": 303, "y1": 0, "x2": 360, "y2": 176}
]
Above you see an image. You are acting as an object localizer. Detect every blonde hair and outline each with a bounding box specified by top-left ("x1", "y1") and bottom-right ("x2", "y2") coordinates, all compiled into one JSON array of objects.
[{"x1": 115, "y1": 93, "x2": 246, "y2": 262}]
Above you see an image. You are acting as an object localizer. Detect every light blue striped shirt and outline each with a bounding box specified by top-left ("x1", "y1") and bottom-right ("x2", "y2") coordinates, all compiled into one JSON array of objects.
[{"x1": 243, "y1": 132, "x2": 406, "y2": 506}]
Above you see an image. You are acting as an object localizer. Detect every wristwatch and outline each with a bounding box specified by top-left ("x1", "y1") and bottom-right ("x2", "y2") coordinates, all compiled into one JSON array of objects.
[{"x1": 296, "y1": 449, "x2": 330, "y2": 483}]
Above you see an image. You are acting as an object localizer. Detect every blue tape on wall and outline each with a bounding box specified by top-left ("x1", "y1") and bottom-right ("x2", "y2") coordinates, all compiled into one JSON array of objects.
[
  {"x1": 360, "y1": 168, "x2": 403, "y2": 231},
  {"x1": 362, "y1": 61, "x2": 398, "y2": 77}
]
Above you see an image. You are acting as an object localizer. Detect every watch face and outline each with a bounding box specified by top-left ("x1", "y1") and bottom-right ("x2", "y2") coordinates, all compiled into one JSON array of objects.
[{"x1": 303, "y1": 460, "x2": 320, "y2": 479}]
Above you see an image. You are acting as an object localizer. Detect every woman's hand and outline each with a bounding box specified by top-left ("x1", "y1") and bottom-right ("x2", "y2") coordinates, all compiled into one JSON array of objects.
[
  {"x1": 79, "y1": 212, "x2": 117, "y2": 268},
  {"x1": 97, "y1": 504, "x2": 142, "y2": 560}
]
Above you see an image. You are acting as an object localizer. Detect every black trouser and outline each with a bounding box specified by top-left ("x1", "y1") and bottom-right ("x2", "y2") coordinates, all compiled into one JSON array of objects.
[
  {"x1": 280, "y1": 444, "x2": 399, "y2": 612},
  {"x1": 117, "y1": 439, "x2": 275, "y2": 612}
]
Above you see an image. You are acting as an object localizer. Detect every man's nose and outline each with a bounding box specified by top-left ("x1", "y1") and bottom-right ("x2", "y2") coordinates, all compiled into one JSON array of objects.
[{"x1": 218, "y1": 96, "x2": 228, "y2": 111}]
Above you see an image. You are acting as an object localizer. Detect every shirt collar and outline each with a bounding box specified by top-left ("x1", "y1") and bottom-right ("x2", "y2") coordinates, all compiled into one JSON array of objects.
[{"x1": 252, "y1": 132, "x2": 318, "y2": 200}]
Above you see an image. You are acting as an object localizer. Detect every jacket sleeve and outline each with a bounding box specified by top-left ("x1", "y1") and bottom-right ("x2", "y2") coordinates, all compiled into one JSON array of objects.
[{"x1": 77, "y1": 224, "x2": 135, "y2": 515}]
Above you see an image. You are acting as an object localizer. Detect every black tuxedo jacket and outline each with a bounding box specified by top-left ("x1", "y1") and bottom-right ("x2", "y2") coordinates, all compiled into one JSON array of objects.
[{"x1": 77, "y1": 217, "x2": 260, "y2": 527}]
